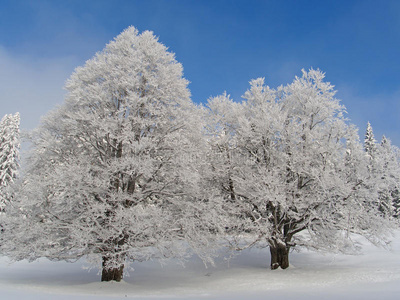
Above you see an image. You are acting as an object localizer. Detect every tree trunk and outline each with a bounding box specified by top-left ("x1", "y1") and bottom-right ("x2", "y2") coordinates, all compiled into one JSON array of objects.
[
  {"x1": 269, "y1": 242, "x2": 290, "y2": 270},
  {"x1": 101, "y1": 256, "x2": 124, "y2": 282}
]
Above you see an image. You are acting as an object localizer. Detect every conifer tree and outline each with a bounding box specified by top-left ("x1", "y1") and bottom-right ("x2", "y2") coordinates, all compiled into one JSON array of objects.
[
  {"x1": 0, "y1": 113, "x2": 20, "y2": 211},
  {"x1": 377, "y1": 136, "x2": 400, "y2": 217},
  {"x1": 364, "y1": 122, "x2": 377, "y2": 158}
]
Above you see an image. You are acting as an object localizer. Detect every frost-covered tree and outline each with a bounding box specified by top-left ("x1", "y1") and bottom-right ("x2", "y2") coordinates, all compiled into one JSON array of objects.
[
  {"x1": 204, "y1": 93, "x2": 246, "y2": 227},
  {"x1": 1, "y1": 27, "x2": 217, "y2": 281},
  {"x1": 375, "y1": 136, "x2": 400, "y2": 217},
  {"x1": 364, "y1": 122, "x2": 377, "y2": 158},
  {"x1": 210, "y1": 69, "x2": 393, "y2": 270},
  {"x1": 204, "y1": 92, "x2": 268, "y2": 258},
  {"x1": 340, "y1": 126, "x2": 390, "y2": 242},
  {"x1": 205, "y1": 93, "x2": 238, "y2": 202},
  {"x1": 0, "y1": 112, "x2": 20, "y2": 211},
  {"x1": 391, "y1": 145, "x2": 400, "y2": 218},
  {"x1": 362, "y1": 121, "x2": 399, "y2": 218}
]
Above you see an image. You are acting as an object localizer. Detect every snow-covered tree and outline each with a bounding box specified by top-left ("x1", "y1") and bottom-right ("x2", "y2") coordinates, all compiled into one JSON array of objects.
[
  {"x1": 205, "y1": 93, "x2": 238, "y2": 202},
  {"x1": 375, "y1": 136, "x2": 400, "y2": 217},
  {"x1": 0, "y1": 112, "x2": 20, "y2": 211},
  {"x1": 210, "y1": 69, "x2": 394, "y2": 269},
  {"x1": 362, "y1": 121, "x2": 400, "y2": 218},
  {"x1": 391, "y1": 145, "x2": 400, "y2": 218},
  {"x1": 1, "y1": 27, "x2": 217, "y2": 281},
  {"x1": 204, "y1": 93, "x2": 246, "y2": 227},
  {"x1": 364, "y1": 122, "x2": 377, "y2": 158},
  {"x1": 340, "y1": 126, "x2": 389, "y2": 243}
]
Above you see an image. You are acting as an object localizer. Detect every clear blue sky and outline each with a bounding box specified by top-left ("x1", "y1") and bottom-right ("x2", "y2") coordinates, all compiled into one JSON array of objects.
[{"x1": 1, "y1": 0, "x2": 399, "y2": 146}]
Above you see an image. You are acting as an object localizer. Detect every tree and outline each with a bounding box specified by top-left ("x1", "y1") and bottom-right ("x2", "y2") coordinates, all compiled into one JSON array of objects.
[
  {"x1": 391, "y1": 145, "x2": 400, "y2": 218},
  {"x1": 210, "y1": 69, "x2": 394, "y2": 269},
  {"x1": 0, "y1": 112, "x2": 20, "y2": 211},
  {"x1": 376, "y1": 136, "x2": 400, "y2": 217},
  {"x1": 204, "y1": 93, "x2": 248, "y2": 231},
  {"x1": 1, "y1": 27, "x2": 216, "y2": 282},
  {"x1": 363, "y1": 123, "x2": 400, "y2": 218},
  {"x1": 364, "y1": 122, "x2": 377, "y2": 158}
]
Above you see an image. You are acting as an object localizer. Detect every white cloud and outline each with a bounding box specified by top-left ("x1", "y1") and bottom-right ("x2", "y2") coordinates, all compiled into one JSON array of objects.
[{"x1": 0, "y1": 46, "x2": 79, "y2": 130}]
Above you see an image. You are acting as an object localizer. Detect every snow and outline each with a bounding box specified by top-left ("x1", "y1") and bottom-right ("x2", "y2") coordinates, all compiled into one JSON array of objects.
[{"x1": 1, "y1": 232, "x2": 400, "y2": 299}]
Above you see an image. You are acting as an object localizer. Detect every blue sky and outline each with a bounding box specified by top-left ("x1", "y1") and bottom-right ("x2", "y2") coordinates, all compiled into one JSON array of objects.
[{"x1": 1, "y1": 0, "x2": 399, "y2": 146}]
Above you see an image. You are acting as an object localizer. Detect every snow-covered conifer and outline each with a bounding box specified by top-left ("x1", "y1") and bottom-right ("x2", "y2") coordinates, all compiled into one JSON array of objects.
[
  {"x1": 376, "y1": 136, "x2": 400, "y2": 217},
  {"x1": 0, "y1": 112, "x2": 20, "y2": 211},
  {"x1": 391, "y1": 144, "x2": 400, "y2": 219},
  {"x1": 364, "y1": 122, "x2": 377, "y2": 158}
]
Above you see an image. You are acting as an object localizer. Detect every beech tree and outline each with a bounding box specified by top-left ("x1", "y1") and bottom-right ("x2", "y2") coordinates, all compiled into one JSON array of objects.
[
  {"x1": 1, "y1": 27, "x2": 218, "y2": 281},
  {"x1": 0, "y1": 112, "x2": 20, "y2": 211},
  {"x1": 208, "y1": 69, "x2": 394, "y2": 269},
  {"x1": 204, "y1": 93, "x2": 248, "y2": 230}
]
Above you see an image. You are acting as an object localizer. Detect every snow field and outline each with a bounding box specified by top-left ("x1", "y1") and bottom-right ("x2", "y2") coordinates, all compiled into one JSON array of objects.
[{"x1": 1, "y1": 232, "x2": 400, "y2": 299}]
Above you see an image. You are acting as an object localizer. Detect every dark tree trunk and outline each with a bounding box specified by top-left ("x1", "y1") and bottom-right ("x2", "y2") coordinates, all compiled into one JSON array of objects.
[
  {"x1": 101, "y1": 256, "x2": 124, "y2": 282},
  {"x1": 269, "y1": 242, "x2": 290, "y2": 270}
]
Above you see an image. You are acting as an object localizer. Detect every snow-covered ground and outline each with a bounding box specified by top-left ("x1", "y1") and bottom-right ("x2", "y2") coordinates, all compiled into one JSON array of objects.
[{"x1": 1, "y1": 233, "x2": 400, "y2": 299}]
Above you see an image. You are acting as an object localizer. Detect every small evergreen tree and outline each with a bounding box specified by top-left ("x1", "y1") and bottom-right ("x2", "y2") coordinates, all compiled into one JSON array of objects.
[
  {"x1": 0, "y1": 113, "x2": 20, "y2": 211},
  {"x1": 364, "y1": 122, "x2": 377, "y2": 158},
  {"x1": 363, "y1": 124, "x2": 399, "y2": 218},
  {"x1": 377, "y1": 136, "x2": 400, "y2": 218},
  {"x1": 392, "y1": 145, "x2": 400, "y2": 219}
]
